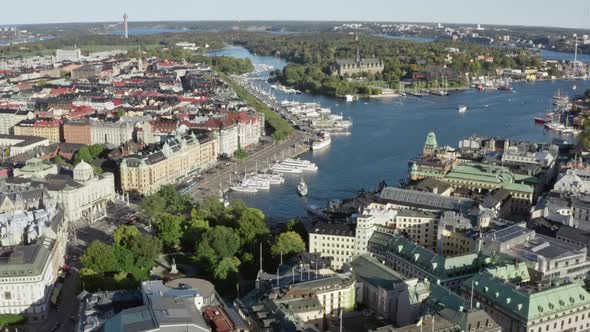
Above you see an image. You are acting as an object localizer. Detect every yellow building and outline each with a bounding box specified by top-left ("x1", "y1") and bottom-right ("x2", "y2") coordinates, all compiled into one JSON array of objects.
[
  {"x1": 13, "y1": 119, "x2": 62, "y2": 143},
  {"x1": 120, "y1": 132, "x2": 219, "y2": 195}
]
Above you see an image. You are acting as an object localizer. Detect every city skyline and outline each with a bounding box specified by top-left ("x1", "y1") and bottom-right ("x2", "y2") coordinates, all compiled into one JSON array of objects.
[{"x1": 1, "y1": 0, "x2": 589, "y2": 29}]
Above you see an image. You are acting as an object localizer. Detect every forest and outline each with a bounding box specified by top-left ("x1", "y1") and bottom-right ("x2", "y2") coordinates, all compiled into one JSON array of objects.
[{"x1": 236, "y1": 32, "x2": 543, "y2": 96}]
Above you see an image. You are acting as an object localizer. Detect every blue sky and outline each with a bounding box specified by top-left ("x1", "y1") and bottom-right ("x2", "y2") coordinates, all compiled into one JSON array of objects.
[{"x1": 3, "y1": 0, "x2": 589, "y2": 29}]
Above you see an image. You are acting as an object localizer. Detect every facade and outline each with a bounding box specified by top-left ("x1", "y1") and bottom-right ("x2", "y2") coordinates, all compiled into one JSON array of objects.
[
  {"x1": 556, "y1": 226, "x2": 590, "y2": 255},
  {"x1": 55, "y1": 48, "x2": 81, "y2": 62},
  {"x1": 120, "y1": 132, "x2": 219, "y2": 195},
  {"x1": 309, "y1": 222, "x2": 356, "y2": 270},
  {"x1": 63, "y1": 120, "x2": 91, "y2": 145},
  {"x1": 330, "y1": 35, "x2": 383, "y2": 76},
  {"x1": 466, "y1": 271, "x2": 590, "y2": 332},
  {"x1": 0, "y1": 110, "x2": 34, "y2": 135},
  {"x1": 287, "y1": 275, "x2": 355, "y2": 316},
  {"x1": 49, "y1": 161, "x2": 115, "y2": 223},
  {"x1": 71, "y1": 64, "x2": 101, "y2": 80},
  {"x1": 0, "y1": 210, "x2": 66, "y2": 321},
  {"x1": 351, "y1": 254, "x2": 429, "y2": 325},
  {"x1": 90, "y1": 119, "x2": 134, "y2": 146},
  {"x1": 13, "y1": 119, "x2": 62, "y2": 143}
]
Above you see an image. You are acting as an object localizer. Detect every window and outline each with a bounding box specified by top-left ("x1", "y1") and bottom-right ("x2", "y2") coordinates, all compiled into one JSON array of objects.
[{"x1": 4, "y1": 292, "x2": 10, "y2": 300}]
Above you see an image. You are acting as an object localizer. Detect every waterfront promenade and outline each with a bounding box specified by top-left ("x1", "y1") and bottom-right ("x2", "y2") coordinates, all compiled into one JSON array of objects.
[{"x1": 190, "y1": 74, "x2": 312, "y2": 201}]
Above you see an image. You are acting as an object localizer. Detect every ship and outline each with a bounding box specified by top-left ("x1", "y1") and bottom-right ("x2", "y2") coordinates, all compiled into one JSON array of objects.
[
  {"x1": 458, "y1": 105, "x2": 467, "y2": 113},
  {"x1": 497, "y1": 84, "x2": 513, "y2": 92},
  {"x1": 230, "y1": 185, "x2": 258, "y2": 193},
  {"x1": 297, "y1": 178, "x2": 308, "y2": 196},
  {"x1": 312, "y1": 132, "x2": 331, "y2": 151}
]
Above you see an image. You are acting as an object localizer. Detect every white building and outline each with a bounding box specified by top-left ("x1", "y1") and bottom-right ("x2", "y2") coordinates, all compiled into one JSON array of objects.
[
  {"x1": 49, "y1": 161, "x2": 115, "y2": 223},
  {"x1": 553, "y1": 169, "x2": 590, "y2": 195},
  {"x1": 309, "y1": 223, "x2": 356, "y2": 270},
  {"x1": 90, "y1": 120, "x2": 134, "y2": 146},
  {"x1": 55, "y1": 48, "x2": 82, "y2": 62},
  {"x1": 219, "y1": 124, "x2": 238, "y2": 157},
  {"x1": 0, "y1": 110, "x2": 34, "y2": 135},
  {"x1": 0, "y1": 210, "x2": 66, "y2": 321}
]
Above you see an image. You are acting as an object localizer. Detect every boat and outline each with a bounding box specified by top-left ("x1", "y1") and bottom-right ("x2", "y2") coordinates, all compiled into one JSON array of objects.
[
  {"x1": 498, "y1": 84, "x2": 513, "y2": 92},
  {"x1": 344, "y1": 95, "x2": 355, "y2": 102},
  {"x1": 458, "y1": 105, "x2": 467, "y2": 113},
  {"x1": 253, "y1": 173, "x2": 284, "y2": 184},
  {"x1": 280, "y1": 159, "x2": 318, "y2": 171},
  {"x1": 230, "y1": 185, "x2": 258, "y2": 193},
  {"x1": 534, "y1": 117, "x2": 546, "y2": 124},
  {"x1": 297, "y1": 179, "x2": 308, "y2": 196},
  {"x1": 270, "y1": 164, "x2": 303, "y2": 174},
  {"x1": 242, "y1": 179, "x2": 270, "y2": 190},
  {"x1": 312, "y1": 132, "x2": 331, "y2": 151}
]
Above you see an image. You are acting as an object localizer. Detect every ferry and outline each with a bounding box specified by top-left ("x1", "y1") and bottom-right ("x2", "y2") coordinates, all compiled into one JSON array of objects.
[
  {"x1": 270, "y1": 164, "x2": 303, "y2": 174},
  {"x1": 242, "y1": 178, "x2": 270, "y2": 190},
  {"x1": 297, "y1": 179, "x2": 308, "y2": 196},
  {"x1": 280, "y1": 159, "x2": 319, "y2": 171},
  {"x1": 253, "y1": 173, "x2": 284, "y2": 184},
  {"x1": 230, "y1": 185, "x2": 258, "y2": 193},
  {"x1": 458, "y1": 105, "x2": 467, "y2": 113},
  {"x1": 312, "y1": 132, "x2": 331, "y2": 151}
]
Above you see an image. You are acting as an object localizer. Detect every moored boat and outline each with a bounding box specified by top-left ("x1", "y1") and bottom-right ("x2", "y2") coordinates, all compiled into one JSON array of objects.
[{"x1": 297, "y1": 178, "x2": 308, "y2": 196}]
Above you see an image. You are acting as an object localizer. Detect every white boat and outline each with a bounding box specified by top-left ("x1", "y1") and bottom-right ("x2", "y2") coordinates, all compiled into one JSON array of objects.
[
  {"x1": 270, "y1": 164, "x2": 303, "y2": 174},
  {"x1": 280, "y1": 159, "x2": 318, "y2": 171},
  {"x1": 345, "y1": 95, "x2": 354, "y2": 102},
  {"x1": 230, "y1": 185, "x2": 258, "y2": 193},
  {"x1": 242, "y1": 178, "x2": 270, "y2": 190},
  {"x1": 253, "y1": 174, "x2": 284, "y2": 184},
  {"x1": 312, "y1": 132, "x2": 331, "y2": 151},
  {"x1": 458, "y1": 105, "x2": 467, "y2": 113},
  {"x1": 297, "y1": 179, "x2": 308, "y2": 196}
]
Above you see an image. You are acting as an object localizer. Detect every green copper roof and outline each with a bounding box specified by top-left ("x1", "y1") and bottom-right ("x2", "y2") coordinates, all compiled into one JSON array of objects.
[
  {"x1": 485, "y1": 263, "x2": 530, "y2": 283},
  {"x1": 445, "y1": 163, "x2": 534, "y2": 193},
  {"x1": 425, "y1": 132, "x2": 438, "y2": 147},
  {"x1": 387, "y1": 235, "x2": 483, "y2": 280},
  {"x1": 351, "y1": 254, "x2": 406, "y2": 290},
  {"x1": 466, "y1": 272, "x2": 590, "y2": 321}
]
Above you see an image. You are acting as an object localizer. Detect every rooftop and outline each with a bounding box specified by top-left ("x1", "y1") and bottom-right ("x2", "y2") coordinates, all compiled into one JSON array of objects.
[
  {"x1": 351, "y1": 254, "x2": 406, "y2": 290},
  {"x1": 310, "y1": 222, "x2": 356, "y2": 237},
  {"x1": 380, "y1": 187, "x2": 475, "y2": 212}
]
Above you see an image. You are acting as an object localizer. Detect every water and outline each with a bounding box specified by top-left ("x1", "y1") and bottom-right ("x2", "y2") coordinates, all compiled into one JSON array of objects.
[
  {"x1": 208, "y1": 46, "x2": 590, "y2": 219},
  {"x1": 380, "y1": 34, "x2": 435, "y2": 43},
  {"x1": 540, "y1": 49, "x2": 590, "y2": 64}
]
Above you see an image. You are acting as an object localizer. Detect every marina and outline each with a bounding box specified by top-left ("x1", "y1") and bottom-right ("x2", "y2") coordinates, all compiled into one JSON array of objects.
[{"x1": 207, "y1": 46, "x2": 590, "y2": 219}]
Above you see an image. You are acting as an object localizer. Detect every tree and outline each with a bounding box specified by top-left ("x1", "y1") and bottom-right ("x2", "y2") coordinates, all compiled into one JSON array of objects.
[
  {"x1": 113, "y1": 225, "x2": 141, "y2": 247},
  {"x1": 81, "y1": 241, "x2": 119, "y2": 273},
  {"x1": 141, "y1": 193, "x2": 166, "y2": 222},
  {"x1": 271, "y1": 231, "x2": 306, "y2": 257},
  {"x1": 236, "y1": 208, "x2": 269, "y2": 246},
  {"x1": 194, "y1": 226, "x2": 242, "y2": 279},
  {"x1": 214, "y1": 256, "x2": 241, "y2": 279},
  {"x1": 128, "y1": 234, "x2": 162, "y2": 268},
  {"x1": 154, "y1": 213, "x2": 184, "y2": 250},
  {"x1": 287, "y1": 219, "x2": 308, "y2": 244},
  {"x1": 158, "y1": 185, "x2": 190, "y2": 214}
]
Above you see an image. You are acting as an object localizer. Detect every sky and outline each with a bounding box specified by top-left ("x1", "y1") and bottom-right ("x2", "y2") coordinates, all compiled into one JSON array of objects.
[{"x1": 2, "y1": 0, "x2": 590, "y2": 29}]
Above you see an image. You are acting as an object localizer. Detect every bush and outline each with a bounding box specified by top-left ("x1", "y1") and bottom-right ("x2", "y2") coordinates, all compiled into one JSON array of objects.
[{"x1": 0, "y1": 314, "x2": 25, "y2": 327}]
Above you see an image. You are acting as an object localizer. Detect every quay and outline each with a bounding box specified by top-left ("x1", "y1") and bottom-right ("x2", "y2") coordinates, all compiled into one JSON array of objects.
[{"x1": 190, "y1": 75, "x2": 314, "y2": 201}]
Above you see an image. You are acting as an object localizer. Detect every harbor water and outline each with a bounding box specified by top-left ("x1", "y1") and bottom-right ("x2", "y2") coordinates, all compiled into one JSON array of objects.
[{"x1": 207, "y1": 46, "x2": 590, "y2": 220}]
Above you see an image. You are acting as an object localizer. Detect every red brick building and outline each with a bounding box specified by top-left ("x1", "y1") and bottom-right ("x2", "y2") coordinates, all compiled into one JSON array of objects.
[{"x1": 63, "y1": 120, "x2": 91, "y2": 145}]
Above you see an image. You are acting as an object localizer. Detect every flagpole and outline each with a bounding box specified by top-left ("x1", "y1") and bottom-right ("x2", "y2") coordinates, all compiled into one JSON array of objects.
[{"x1": 339, "y1": 309, "x2": 343, "y2": 332}]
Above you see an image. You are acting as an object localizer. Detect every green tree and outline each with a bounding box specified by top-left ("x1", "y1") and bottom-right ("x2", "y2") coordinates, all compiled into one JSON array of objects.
[
  {"x1": 194, "y1": 226, "x2": 242, "y2": 279},
  {"x1": 141, "y1": 193, "x2": 166, "y2": 222},
  {"x1": 113, "y1": 225, "x2": 141, "y2": 247},
  {"x1": 128, "y1": 234, "x2": 162, "y2": 268},
  {"x1": 154, "y1": 213, "x2": 184, "y2": 250},
  {"x1": 214, "y1": 256, "x2": 241, "y2": 279},
  {"x1": 271, "y1": 231, "x2": 306, "y2": 257},
  {"x1": 81, "y1": 241, "x2": 119, "y2": 273},
  {"x1": 159, "y1": 185, "x2": 190, "y2": 214},
  {"x1": 236, "y1": 208, "x2": 269, "y2": 246}
]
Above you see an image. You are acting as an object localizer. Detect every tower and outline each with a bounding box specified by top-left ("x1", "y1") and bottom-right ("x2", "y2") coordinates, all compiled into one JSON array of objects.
[
  {"x1": 123, "y1": 13, "x2": 129, "y2": 39},
  {"x1": 355, "y1": 33, "x2": 360, "y2": 63}
]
